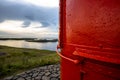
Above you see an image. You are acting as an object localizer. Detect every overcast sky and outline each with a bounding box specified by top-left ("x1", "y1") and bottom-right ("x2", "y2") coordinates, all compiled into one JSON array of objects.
[{"x1": 0, "y1": 0, "x2": 59, "y2": 38}]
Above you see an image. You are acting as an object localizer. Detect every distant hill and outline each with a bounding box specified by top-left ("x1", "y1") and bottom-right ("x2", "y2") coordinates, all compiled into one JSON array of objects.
[
  {"x1": 0, "y1": 38, "x2": 58, "y2": 42},
  {"x1": 26, "y1": 39, "x2": 58, "y2": 42}
]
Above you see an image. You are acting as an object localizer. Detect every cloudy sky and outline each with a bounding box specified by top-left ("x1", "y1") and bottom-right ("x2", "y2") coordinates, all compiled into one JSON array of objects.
[{"x1": 0, "y1": 0, "x2": 59, "y2": 38}]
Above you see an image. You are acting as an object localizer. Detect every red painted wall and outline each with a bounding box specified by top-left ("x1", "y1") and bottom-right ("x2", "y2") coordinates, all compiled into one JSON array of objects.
[{"x1": 58, "y1": 0, "x2": 120, "y2": 80}]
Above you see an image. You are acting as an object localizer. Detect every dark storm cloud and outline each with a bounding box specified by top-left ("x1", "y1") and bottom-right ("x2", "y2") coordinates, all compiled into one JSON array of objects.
[
  {"x1": 0, "y1": 0, "x2": 58, "y2": 27},
  {"x1": 0, "y1": 20, "x2": 4, "y2": 23},
  {"x1": 22, "y1": 21, "x2": 31, "y2": 27}
]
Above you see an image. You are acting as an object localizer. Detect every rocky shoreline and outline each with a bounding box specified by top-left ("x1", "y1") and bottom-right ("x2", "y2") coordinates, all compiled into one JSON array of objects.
[{"x1": 4, "y1": 64, "x2": 60, "y2": 80}]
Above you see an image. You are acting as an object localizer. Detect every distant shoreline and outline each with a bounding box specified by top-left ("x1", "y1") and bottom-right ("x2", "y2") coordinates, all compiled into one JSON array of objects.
[
  {"x1": 0, "y1": 38, "x2": 36, "y2": 40},
  {"x1": 0, "y1": 38, "x2": 58, "y2": 42},
  {"x1": 26, "y1": 39, "x2": 58, "y2": 42}
]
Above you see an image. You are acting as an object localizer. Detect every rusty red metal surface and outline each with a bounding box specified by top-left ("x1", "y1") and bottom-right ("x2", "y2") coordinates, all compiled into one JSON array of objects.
[{"x1": 58, "y1": 0, "x2": 120, "y2": 80}]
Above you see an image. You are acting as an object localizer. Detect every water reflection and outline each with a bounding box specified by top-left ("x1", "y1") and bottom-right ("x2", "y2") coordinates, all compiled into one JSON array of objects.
[{"x1": 0, "y1": 40, "x2": 57, "y2": 51}]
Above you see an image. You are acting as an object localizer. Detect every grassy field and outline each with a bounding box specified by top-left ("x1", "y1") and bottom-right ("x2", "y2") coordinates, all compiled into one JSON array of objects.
[{"x1": 0, "y1": 45, "x2": 60, "y2": 78}]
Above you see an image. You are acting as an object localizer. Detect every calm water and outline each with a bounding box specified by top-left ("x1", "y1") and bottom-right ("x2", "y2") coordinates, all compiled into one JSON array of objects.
[{"x1": 0, "y1": 40, "x2": 58, "y2": 51}]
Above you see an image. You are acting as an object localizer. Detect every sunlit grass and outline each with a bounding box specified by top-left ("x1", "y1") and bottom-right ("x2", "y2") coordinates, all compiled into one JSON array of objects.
[{"x1": 0, "y1": 45, "x2": 60, "y2": 78}]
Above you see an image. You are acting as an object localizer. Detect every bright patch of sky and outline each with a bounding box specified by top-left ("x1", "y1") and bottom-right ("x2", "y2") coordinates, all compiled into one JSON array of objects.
[{"x1": 0, "y1": 20, "x2": 58, "y2": 38}]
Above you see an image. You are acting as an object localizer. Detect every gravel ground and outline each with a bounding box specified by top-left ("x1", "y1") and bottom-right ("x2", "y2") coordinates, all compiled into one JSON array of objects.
[{"x1": 4, "y1": 64, "x2": 60, "y2": 80}]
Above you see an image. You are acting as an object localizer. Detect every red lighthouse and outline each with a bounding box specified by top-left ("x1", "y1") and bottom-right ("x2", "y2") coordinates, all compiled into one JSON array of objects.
[{"x1": 57, "y1": 0, "x2": 120, "y2": 80}]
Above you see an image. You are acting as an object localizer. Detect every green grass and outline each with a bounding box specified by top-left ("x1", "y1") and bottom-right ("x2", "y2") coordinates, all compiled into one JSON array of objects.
[{"x1": 0, "y1": 45, "x2": 60, "y2": 78}]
